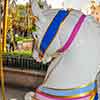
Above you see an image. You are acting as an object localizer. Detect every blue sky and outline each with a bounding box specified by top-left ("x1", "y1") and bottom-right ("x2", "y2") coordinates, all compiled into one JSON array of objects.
[
  {"x1": 47, "y1": 0, "x2": 100, "y2": 8},
  {"x1": 16, "y1": 0, "x2": 29, "y2": 4},
  {"x1": 17, "y1": 0, "x2": 100, "y2": 8}
]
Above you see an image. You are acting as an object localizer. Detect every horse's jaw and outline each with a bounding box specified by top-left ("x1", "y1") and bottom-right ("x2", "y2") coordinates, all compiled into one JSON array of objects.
[
  {"x1": 32, "y1": 49, "x2": 42, "y2": 63},
  {"x1": 33, "y1": 48, "x2": 52, "y2": 64},
  {"x1": 42, "y1": 55, "x2": 52, "y2": 64}
]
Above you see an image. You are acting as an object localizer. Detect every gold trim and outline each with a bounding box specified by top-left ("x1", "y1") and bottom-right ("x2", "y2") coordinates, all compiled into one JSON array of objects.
[
  {"x1": 90, "y1": 95, "x2": 95, "y2": 100},
  {"x1": 37, "y1": 88, "x2": 97, "y2": 99},
  {"x1": 43, "y1": 80, "x2": 97, "y2": 91},
  {"x1": 89, "y1": 90, "x2": 96, "y2": 100}
]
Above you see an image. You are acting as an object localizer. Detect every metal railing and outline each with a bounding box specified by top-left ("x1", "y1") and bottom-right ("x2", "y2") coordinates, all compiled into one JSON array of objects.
[{"x1": 2, "y1": 54, "x2": 48, "y2": 72}]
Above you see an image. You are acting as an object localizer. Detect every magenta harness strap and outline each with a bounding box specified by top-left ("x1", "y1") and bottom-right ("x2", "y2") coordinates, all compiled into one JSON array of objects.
[{"x1": 58, "y1": 14, "x2": 86, "y2": 53}]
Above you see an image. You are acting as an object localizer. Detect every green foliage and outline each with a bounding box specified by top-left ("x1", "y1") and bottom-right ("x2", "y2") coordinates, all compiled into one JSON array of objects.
[
  {"x1": 8, "y1": 3, "x2": 37, "y2": 34},
  {"x1": 16, "y1": 36, "x2": 32, "y2": 42},
  {"x1": 5, "y1": 50, "x2": 32, "y2": 57},
  {"x1": 32, "y1": 24, "x2": 37, "y2": 32},
  {"x1": 15, "y1": 36, "x2": 24, "y2": 42}
]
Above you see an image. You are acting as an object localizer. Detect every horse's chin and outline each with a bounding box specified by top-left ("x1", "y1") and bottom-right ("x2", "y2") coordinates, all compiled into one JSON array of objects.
[
  {"x1": 24, "y1": 91, "x2": 36, "y2": 100},
  {"x1": 35, "y1": 57, "x2": 42, "y2": 63},
  {"x1": 42, "y1": 56, "x2": 52, "y2": 64}
]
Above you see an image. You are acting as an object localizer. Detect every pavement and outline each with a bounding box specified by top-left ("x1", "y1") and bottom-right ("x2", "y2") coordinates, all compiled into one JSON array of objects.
[
  {"x1": 0, "y1": 86, "x2": 31, "y2": 100},
  {"x1": 0, "y1": 68, "x2": 45, "y2": 100}
]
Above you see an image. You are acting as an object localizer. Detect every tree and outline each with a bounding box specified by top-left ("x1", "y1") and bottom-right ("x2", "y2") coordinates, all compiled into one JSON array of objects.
[{"x1": 90, "y1": 1, "x2": 100, "y2": 22}]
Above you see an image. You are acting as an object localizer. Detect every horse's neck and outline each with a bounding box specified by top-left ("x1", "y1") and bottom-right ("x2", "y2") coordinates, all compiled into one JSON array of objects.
[{"x1": 42, "y1": 13, "x2": 100, "y2": 89}]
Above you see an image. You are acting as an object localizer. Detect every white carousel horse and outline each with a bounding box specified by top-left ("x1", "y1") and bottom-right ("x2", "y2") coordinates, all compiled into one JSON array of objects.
[{"x1": 25, "y1": 0, "x2": 100, "y2": 100}]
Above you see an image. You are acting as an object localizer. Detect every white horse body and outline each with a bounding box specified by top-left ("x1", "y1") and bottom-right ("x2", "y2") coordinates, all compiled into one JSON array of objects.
[
  {"x1": 34, "y1": 9, "x2": 100, "y2": 89},
  {"x1": 44, "y1": 11, "x2": 100, "y2": 88},
  {"x1": 28, "y1": 0, "x2": 100, "y2": 100}
]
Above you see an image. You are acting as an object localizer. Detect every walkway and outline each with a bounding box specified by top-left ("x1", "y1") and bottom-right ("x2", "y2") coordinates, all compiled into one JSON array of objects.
[{"x1": 0, "y1": 86, "x2": 30, "y2": 100}]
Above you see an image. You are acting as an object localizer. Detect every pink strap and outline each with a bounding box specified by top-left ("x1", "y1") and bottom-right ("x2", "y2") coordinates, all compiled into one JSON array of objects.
[{"x1": 58, "y1": 14, "x2": 86, "y2": 53}]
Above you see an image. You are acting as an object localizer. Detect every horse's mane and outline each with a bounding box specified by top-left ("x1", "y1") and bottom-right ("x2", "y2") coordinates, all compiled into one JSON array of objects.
[{"x1": 85, "y1": 15, "x2": 100, "y2": 34}]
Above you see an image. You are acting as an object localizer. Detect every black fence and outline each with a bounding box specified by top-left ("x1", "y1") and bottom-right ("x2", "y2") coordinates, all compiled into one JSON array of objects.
[{"x1": 2, "y1": 54, "x2": 48, "y2": 72}]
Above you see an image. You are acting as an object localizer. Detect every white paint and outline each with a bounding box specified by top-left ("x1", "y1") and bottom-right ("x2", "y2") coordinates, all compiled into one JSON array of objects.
[
  {"x1": 31, "y1": 0, "x2": 100, "y2": 97},
  {"x1": 24, "y1": 92, "x2": 35, "y2": 100}
]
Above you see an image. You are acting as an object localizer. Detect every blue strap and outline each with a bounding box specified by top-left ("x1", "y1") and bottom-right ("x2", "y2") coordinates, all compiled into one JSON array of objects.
[
  {"x1": 94, "y1": 93, "x2": 98, "y2": 100},
  {"x1": 40, "y1": 10, "x2": 69, "y2": 54}
]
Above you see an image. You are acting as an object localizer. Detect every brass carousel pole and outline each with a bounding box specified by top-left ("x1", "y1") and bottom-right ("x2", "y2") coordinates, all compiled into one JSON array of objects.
[
  {"x1": 0, "y1": 37, "x2": 6, "y2": 100},
  {"x1": 0, "y1": 0, "x2": 8, "y2": 99},
  {"x1": 2, "y1": 0, "x2": 8, "y2": 52}
]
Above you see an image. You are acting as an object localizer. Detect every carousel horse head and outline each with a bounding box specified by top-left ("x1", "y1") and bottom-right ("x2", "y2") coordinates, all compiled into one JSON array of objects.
[
  {"x1": 31, "y1": 0, "x2": 100, "y2": 65},
  {"x1": 32, "y1": 6, "x2": 100, "y2": 64},
  {"x1": 32, "y1": 8, "x2": 87, "y2": 63},
  {"x1": 31, "y1": 0, "x2": 87, "y2": 63},
  {"x1": 29, "y1": 1, "x2": 100, "y2": 100}
]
